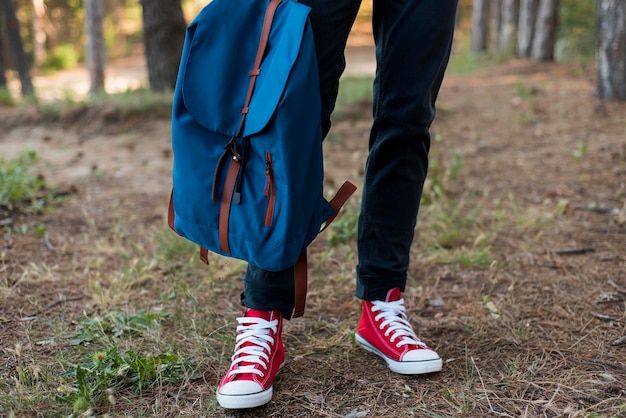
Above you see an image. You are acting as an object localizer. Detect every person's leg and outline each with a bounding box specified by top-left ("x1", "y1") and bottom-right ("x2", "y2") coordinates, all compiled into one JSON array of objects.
[
  {"x1": 220, "y1": 0, "x2": 362, "y2": 410},
  {"x1": 354, "y1": 0, "x2": 458, "y2": 375},
  {"x1": 240, "y1": 0, "x2": 362, "y2": 321},
  {"x1": 356, "y1": 0, "x2": 458, "y2": 300}
]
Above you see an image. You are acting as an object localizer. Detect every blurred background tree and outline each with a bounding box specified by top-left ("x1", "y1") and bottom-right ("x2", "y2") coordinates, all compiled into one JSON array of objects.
[
  {"x1": 596, "y1": 0, "x2": 626, "y2": 100},
  {"x1": 85, "y1": 0, "x2": 105, "y2": 96},
  {"x1": 0, "y1": 0, "x2": 34, "y2": 97},
  {"x1": 138, "y1": 0, "x2": 185, "y2": 91},
  {"x1": 0, "y1": 0, "x2": 623, "y2": 101}
]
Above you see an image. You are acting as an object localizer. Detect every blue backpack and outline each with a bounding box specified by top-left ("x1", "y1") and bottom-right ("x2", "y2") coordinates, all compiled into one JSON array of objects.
[{"x1": 168, "y1": 0, "x2": 355, "y2": 316}]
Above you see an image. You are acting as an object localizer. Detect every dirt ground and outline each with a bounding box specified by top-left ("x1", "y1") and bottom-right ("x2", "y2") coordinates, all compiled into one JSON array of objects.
[{"x1": 1, "y1": 53, "x2": 625, "y2": 417}]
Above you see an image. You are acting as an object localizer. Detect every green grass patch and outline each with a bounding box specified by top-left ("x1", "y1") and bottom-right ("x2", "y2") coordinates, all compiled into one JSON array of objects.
[
  {"x1": 57, "y1": 308, "x2": 196, "y2": 415},
  {"x1": 40, "y1": 44, "x2": 81, "y2": 73},
  {"x1": 92, "y1": 88, "x2": 173, "y2": 117},
  {"x1": 0, "y1": 150, "x2": 48, "y2": 216},
  {"x1": 36, "y1": 87, "x2": 173, "y2": 122},
  {"x1": 328, "y1": 203, "x2": 360, "y2": 245},
  {"x1": 58, "y1": 346, "x2": 195, "y2": 416},
  {"x1": 0, "y1": 87, "x2": 14, "y2": 105},
  {"x1": 68, "y1": 310, "x2": 173, "y2": 346},
  {"x1": 333, "y1": 75, "x2": 374, "y2": 118},
  {"x1": 447, "y1": 36, "x2": 499, "y2": 75}
]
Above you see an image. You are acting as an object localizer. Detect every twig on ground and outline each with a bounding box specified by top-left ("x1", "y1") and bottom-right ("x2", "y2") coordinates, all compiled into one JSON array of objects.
[
  {"x1": 594, "y1": 292, "x2": 625, "y2": 304},
  {"x1": 590, "y1": 312, "x2": 622, "y2": 322},
  {"x1": 471, "y1": 356, "x2": 513, "y2": 417},
  {"x1": 574, "y1": 205, "x2": 618, "y2": 215},
  {"x1": 43, "y1": 232, "x2": 54, "y2": 250},
  {"x1": 568, "y1": 325, "x2": 601, "y2": 350},
  {"x1": 588, "y1": 228, "x2": 626, "y2": 235},
  {"x1": 607, "y1": 278, "x2": 626, "y2": 295},
  {"x1": 612, "y1": 335, "x2": 626, "y2": 346},
  {"x1": 569, "y1": 358, "x2": 626, "y2": 373},
  {"x1": 42, "y1": 294, "x2": 85, "y2": 312},
  {"x1": 573, "y1": 394, "x2": 601, "y2": 405},
  {"x1": 552, "y1": 247, "x2": 595, "y2": 255}
]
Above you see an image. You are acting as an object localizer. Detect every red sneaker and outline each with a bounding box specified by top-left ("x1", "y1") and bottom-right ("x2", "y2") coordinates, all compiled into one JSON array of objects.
[
  {"x1": 216, "y1": 309, "x2": 285, "y2": 409},
  {"x1": 356, "y1": 288, "x2": 442, "y2": 375}
]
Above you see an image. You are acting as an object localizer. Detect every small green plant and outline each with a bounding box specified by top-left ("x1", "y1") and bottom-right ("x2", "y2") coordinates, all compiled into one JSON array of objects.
[
  {"x1": 155, "y1": 228, "x2": 198, "y2": 263},
  {"x1": 418, "y1": 196, "x2": 495, "y2": 266},
  {"x1": 329, "y1": 204, "x2": 360, "y2": 245},
  {"x1": 421, "y1": 134, "x2": 463, "y2": 205},
  {"x1": 514, "y1": 108, "x2": 537, "y2": 124},
  {"x1": 515, "y1": 83, "x2": 533, "y2": 101},
  {"x1": 426, "y1": 243, "x2": 494, "y2": 267},
  {"x1": 89, "y1": 259, "x2": 158, "y2": 307},
  {"x1": 0, "y1": 150, "x2": 46, "y2": 214},
  {"x1": 572, "y1": 140, "x2": 588, "y2": 162},
  {"x1": 58, "y1": 346, "x2": 195, "y2": 415},
  {"x1": 12, "y1": 342, "x2": 43, "y2": 388},
  {"x1": 68, "y1": 310, "x2": 172, "y2": 346}
]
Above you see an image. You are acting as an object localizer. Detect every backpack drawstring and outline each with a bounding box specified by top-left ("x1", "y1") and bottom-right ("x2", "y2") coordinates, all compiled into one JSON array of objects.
[
  {"x1": 233, "y1": 138, "x2": 250, "y2": 204},
  {"x1": 212, "y1": 114, "x2": 246, "y2": 203},
  {"x1": 212, "y1": 138, "x2": 240, "y2": 203}
]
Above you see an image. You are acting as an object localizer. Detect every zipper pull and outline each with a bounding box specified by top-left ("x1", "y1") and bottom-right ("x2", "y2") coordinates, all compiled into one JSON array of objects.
[{"x1": 264, "y1": 152, "x2": 272, "y2": 196}]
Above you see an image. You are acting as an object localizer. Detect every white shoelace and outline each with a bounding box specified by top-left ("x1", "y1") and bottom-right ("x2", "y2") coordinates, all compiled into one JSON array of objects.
[
  {"x1": 371, "y1": 298, "x2": 428, "y2": 349},
  {"x1": 227, "y1": 316, "x2": 278, "y2": 378}
]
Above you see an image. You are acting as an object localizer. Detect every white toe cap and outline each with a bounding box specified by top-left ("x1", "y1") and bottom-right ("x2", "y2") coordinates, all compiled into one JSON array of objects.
[
  {"x1": 218, "y1": 380, "x2": 264, "y2": 396},
  {"x1": 402, "y1": 348, "x2": 441, "y2": 362}
]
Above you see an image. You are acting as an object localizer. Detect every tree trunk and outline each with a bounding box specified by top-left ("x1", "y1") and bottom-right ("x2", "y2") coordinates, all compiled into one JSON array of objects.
[
  {"x1": 32, "y1": 0, "x2": 57, "y2": 64},
  {"x1": 531, "y1": 0, "x2": 559, "y2": 61},
  {"x1": 597, "y1": 0, "x2": 626, "y2": 101},
  {"x1": 0, "y1": 0, "x2": 34, "y2": 97},
  {"x1": 85, "y1": 0, "x2": 106, "y2": 96},
  {"x1": 32, "y1": 0, "x2": 45, "y2": 65},
  {"x1": 139, "y1": 0, "x2": 186, "y2": 91},
  {"x1": 110, "y1": 0, "x2": 125, "y2": 57},
  {"x1": 499, "y1": 0, "x2": 519, "y2": 55},
  {"x1": 471, "y1": 0, "x2": 490, "y2": 53},
  {"x1": 0, "y1": 26, "x2": 6, "y2": 89},
  {"x1": 490, "y1": 0, "x2": 502, "y2": 51},
  {"x1": 518, "y1": 0, "x2": 538, "y2": 57}
]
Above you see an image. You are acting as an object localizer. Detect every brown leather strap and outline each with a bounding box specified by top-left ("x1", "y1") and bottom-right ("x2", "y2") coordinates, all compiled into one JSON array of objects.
[
  {"x1": 167, "y1": 190, "x2": 176, "y2": 231},
  {"x1": 217, "y1": 0, "x2": 281, "y2": 252},
  {"x1": 292, "y1": 181, "x2": 357, "y2": 318},
  {"x1": 292, "y1": 250, "x2": 308, "y2": 318},
  {"x1": 241, "y1": 0, "x2": 281, "y2": 116},
  {"x1": 320, "y1": 181, "x2": 357, "y2": 232},
  {"x1": 219, "y1": 158, "x2": 241, "y2": 253},
  {"x1": 200, "y1": 247, "x2": 209, "y2": 264}
]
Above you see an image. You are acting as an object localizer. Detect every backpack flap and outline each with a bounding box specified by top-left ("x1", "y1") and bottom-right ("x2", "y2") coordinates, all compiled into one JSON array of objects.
[{"x1": 180, "y1": 0, "x2": 310, "y2": 137}]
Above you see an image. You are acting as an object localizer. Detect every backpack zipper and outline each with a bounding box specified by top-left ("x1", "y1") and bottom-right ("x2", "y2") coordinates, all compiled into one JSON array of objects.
[
  {"x1": 233, "y1": 138, "x2": 250, "y2": 204},
  {"x1": 264, "y1": 151, "x2": 275, "y2": 227}
]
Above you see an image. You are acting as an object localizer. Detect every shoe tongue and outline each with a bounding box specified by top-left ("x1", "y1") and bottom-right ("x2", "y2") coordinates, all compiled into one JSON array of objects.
[
  {"x1": 385, "y1": 288, "x2": 402, "y2": 302},
  {"x1": 244, "y1": 308, "x2": 273, "y2": 321}
]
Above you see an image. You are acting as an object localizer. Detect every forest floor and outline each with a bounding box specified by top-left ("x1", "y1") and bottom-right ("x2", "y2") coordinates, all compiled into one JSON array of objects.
[{"x1": 1, "y1": 42, "x2": 626, "y2": 417}]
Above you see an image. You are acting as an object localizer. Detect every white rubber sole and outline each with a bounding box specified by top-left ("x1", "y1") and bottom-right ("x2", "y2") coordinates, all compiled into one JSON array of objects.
[
  {"x1": 355, "y1": 333, "x2": 443, "y2": 375},
  {"x1": 216, "y1": 386, "x2": 273, "y2": 410}
]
